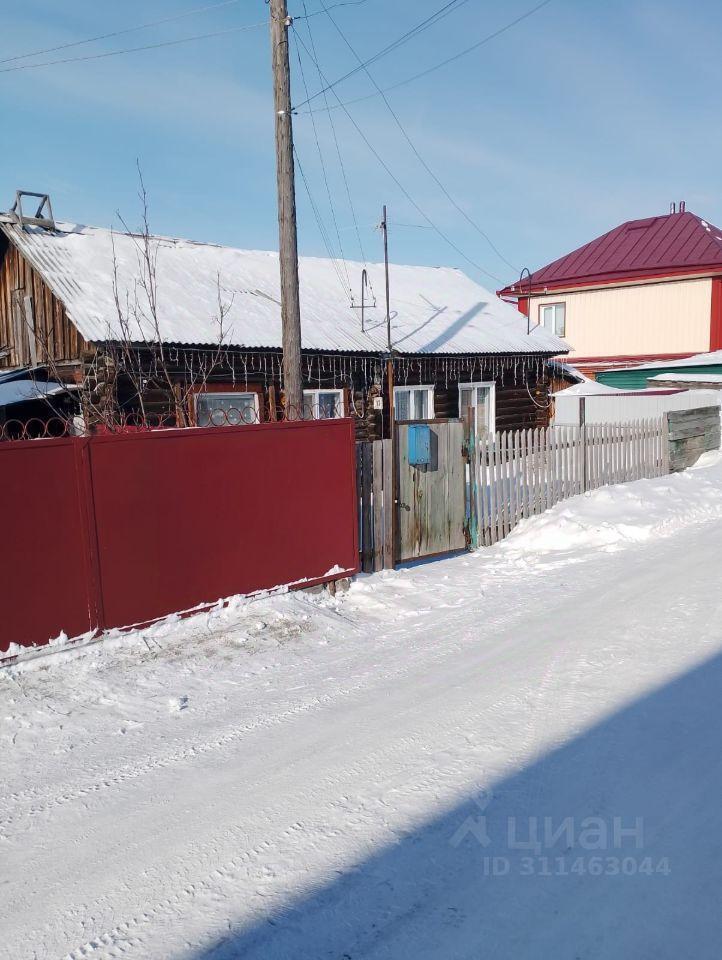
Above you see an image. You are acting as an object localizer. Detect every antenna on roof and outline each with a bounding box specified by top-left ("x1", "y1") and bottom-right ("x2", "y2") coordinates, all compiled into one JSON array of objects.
[
  {"x1": 350, "y1": 268, "x2": 376, "y2": 333},
  {"x1": 7, "y1": 190, "x2": 55, "y2": 231}
]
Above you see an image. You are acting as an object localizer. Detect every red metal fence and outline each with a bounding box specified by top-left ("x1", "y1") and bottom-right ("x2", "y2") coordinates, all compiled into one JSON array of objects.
[{"x1": 1, "y1": 419, "x2": 358, "y2": 655}]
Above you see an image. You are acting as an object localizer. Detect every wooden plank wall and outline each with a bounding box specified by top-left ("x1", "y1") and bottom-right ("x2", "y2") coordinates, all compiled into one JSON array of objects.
[
  {"x1": 0, "y1": 233, "x2": 87, "y2": 370},
  {"x1": 666, "y1": 406, "x2": 721, "y2": 472}
]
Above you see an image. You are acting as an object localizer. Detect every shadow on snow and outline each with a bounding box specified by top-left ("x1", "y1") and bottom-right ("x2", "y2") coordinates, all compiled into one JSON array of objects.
[{"x1": 194, "y1": 648, "x2": 722, "y2": 959}]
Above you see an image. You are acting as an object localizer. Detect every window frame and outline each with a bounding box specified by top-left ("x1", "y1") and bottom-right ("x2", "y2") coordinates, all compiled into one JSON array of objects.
[
  {"x1": 458, "y1": 381, "x2": 496, "y2": 435},
  {"x1": 393, "y1": 384, "x2": 435, "y2": 421},
  {"x1": 194, "y1": 388, "x2": 260, "y2": 427},
  {"x1": 539, "y1": 301, "x2": 566, "y2": 337},
  {"x1": 302, "y1": 388, "x2": 346, "y2": 420}
]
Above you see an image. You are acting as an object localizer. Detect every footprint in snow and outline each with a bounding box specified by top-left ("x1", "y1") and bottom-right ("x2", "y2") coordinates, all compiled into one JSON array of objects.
[{"x1": 168, "y1": 695, "x2": 189, "y2": 713}]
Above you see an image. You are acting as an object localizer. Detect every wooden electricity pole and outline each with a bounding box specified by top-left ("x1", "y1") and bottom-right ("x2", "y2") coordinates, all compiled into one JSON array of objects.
[{"x1": 269, "y1": 0, "x2": 303, "y2": 416}]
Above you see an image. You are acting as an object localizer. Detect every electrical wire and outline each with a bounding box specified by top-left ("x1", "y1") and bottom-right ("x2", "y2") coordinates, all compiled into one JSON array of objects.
[
  {"x1": 300, "y1": 0, "x2": 374, "y2": 296},
  {"x1": 300, "y1": 0, "x2": 554, "y2": 113},
  {"x1": 317, "y1": 0, "x2": 518, "y2": 274},
  {"x1": 0, "y1": 20, "x2": 267, "y2": 74},
  {"x1": 292, "y1": 0, "x2": 471, "y2": 111},
  {"x1": 296, "y1": 0, "x2": 372, "y2": 18},
  {"x1": 292, "y1": 34, "x2": 353, "y2": 299},
  {"x1": 0, "y1": 0, "x2": 246, "y2": 65},
  {"x1": 292, "y1": 28, "x2": 503, "y2": 284}
]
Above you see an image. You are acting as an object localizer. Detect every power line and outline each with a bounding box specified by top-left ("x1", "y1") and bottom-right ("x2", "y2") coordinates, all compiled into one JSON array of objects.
[
  {"x1": 300, "y1": 0, "x2": 554, "y2": 114},
  {"x1": 292, "y1": 0, "x2": 471, "y2": 112},
  {"x1": 293, "y1": 144, "x2": 352, "y2": 297},
  {"x1": 0, "y1": 0, "x2": 245, "y2": 65},
  {"x1": 0, "y1": 20, "x2": 267, "y2": 75},
  {"x1": 300, "y1": 0, "x2": 372, "y2": 290},
  {"x1": 318, "y1": 0, "x2": 518, "y2": 274},
  {"x1": 292, "y1": 31, "x2": 352, "y2": 299},
  {"x1": 297, "y1": 0, "x2": 372, "y2": 18},
  {"x1": 292, "y1": 28, "x2": 503, "y2": 284}
]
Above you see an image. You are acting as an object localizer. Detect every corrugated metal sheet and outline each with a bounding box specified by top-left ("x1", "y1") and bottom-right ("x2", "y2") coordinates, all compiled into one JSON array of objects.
[
  {"x1": 597, "y1": 363, "x2": 722, "y2": 390},
  {"x1": 554, "y1": 387, "x2": 721, "y2": 424},
  {"x1": 501, "y1": 211, "x2": 722, "y2": 293},
  {"x1": 0, "y1": 219, "x2": 566, "y2": 357}
]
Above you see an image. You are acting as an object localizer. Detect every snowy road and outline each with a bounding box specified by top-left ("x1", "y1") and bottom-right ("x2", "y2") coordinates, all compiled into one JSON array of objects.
[{"x1": 3, "y1": 457, "x2": 722, "y2": 959}]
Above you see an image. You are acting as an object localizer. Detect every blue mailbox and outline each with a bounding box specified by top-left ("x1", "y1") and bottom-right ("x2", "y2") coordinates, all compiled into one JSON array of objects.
[{"x1": 408, "y1": 424, "x2": 431, "y2": 465}]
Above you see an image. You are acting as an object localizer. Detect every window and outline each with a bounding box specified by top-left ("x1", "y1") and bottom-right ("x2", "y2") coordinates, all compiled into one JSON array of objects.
[
  {"x1": 540, "y1": 302, "x2": 566, "y2": 337},
  {"x1": 458, "y1": 382, "x2": 495, "y2": 436},
  {"x1": 394, "y1": 385, "x2": 434, "y2": 421},
  {"x1": 303, "y1": 389, "x2": 345, "y2": 419},
  {"x1": 195, "y1": 391, "x2": 258, "y2": 427}
]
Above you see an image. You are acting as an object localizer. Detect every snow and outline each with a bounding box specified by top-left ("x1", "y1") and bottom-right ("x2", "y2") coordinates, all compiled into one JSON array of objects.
[
  {"x1": 624, "y1": 348, "x2": 722, "y2": 371},
  {"x1": 0, "y1": 219, "x2": 567, "y2": 356},
  {"x1": 648, "y1": 372, "x2": 722, "y2": 384},
  {"x1": 0, "y1": 378, "x2": 68, "y2": 406},
  {"x1": 4, "y1": 455, "x2": 722, "y2": 957}
]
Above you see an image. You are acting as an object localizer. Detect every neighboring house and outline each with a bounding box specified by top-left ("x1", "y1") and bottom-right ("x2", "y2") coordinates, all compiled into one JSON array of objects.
[
  {"x1": 0, "y1": 195, "x2": 567, "y2": 439},
  {"x1": 499, "y1": 204, "x2": 722, "y2": 377},
  {"x1": 594, "y1": 348, "x2": 722, "y2": 390}
]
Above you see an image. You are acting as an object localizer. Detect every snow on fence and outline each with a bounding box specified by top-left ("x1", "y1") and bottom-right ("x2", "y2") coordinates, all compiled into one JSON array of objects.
[{"x1": 470, "y1": 419, "x2": 668, "y2": 546}]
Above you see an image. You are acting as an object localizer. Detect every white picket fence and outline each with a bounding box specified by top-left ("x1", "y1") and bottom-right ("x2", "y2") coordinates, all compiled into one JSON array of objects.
[{"x1": 468, "y1": 419, "x2": 669, "y2": 547}]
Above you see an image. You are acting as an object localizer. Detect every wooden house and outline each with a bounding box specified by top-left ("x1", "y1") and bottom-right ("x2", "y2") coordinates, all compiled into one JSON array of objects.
[
  {"x1": 499, "y1": 204, "x2": 722, "y2": 379},
  {"x1": 0, "y1": 195, "x2": 567, "y2": 438}
]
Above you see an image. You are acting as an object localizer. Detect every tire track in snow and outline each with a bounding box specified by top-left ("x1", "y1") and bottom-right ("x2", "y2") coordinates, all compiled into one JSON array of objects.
[
  {"x1": 0, "y1": 582, "x2": 532, "y2": 837},
  {"x1": 57, "y1": 719, "x2": 491, "y2": 960}
]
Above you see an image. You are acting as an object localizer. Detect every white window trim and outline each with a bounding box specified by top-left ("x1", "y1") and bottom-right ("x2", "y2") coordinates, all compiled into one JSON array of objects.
[
  {"x1": 458, "y1": 381, "x2": 496, "y2": 434},
  {"x1": 540, "y1": 301, "x2": 566, "y2": 337},
  {"x1": 302, "y1": 388, "x2": 345, "y2": 419},
  {"x1": 195, "y1": 390, "x2": 259, "y2": 426},
  {"x1": 393, "y1": 384, "x2": 435, "y2": 420}
]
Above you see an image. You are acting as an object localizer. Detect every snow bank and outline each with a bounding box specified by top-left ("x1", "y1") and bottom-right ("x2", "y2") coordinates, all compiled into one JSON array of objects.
[{"x1": 502, "y1": 451, "x2": 722, "y2": 554}]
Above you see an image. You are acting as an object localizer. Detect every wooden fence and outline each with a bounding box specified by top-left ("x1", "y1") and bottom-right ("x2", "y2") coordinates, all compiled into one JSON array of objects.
[
  {"x1": 356, "y1": 439, "x2": 393, "y2": 572},
  {"x1": 470, "y1": 419, "x2": 669, "y2": 546}
]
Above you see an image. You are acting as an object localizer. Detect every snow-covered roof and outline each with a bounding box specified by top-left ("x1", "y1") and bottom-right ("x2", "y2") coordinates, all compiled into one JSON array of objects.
[
  {"x1": 0, "y1": 218, "x2": 567, "y2": 357},
  {"x1": 0, "y1": 379, "x2": 68, "y2": 407},
  {"x1": 647, "y1": 372, "x2": 722, "y2": 384},
  {"x1": 625, "y1": 350, "x2": 722, "y2": 371}
]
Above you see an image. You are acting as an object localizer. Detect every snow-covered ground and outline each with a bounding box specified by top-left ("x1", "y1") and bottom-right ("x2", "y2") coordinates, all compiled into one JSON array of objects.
[{"x1": 4, "y1": 454, "x2": 722, "y2": 959}]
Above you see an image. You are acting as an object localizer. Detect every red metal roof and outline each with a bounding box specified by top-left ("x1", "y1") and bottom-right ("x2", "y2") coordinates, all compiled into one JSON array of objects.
[{"x1": 500, "y1": 210, "x2": 722, "y2": 295}]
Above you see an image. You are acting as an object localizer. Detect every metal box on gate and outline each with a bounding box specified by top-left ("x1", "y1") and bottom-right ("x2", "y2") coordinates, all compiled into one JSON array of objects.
[{"x1": 408, "y1": 423, "x2": 431, "y2": 465}]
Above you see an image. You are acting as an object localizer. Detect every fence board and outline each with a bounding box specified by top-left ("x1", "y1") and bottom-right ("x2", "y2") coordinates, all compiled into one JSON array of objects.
[{"x1": 472, "y1": 416, "x2": 668, "y2": 550}]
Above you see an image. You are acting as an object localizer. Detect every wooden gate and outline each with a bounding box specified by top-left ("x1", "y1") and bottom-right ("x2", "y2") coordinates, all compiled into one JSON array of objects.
[{"x1": 396, "y1": 419, "x2": 466, "y2": 562}]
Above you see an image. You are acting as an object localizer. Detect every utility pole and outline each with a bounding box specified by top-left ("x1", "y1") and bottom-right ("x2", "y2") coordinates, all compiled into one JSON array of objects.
[
  {"x1": 380, "y1": 205, "x2": 397, "y2": 568},
  {"x1": 381, "y1": 204, "x2": 391, "y2": 352},
  {"x1": 269, "y1": 0, "x2": 303, "y2": 416}
]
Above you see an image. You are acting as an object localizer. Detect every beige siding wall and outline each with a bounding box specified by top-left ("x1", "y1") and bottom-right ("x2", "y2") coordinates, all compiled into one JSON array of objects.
[{"x1": 529, "y1": 277, "x2": 712, "y2": 358}]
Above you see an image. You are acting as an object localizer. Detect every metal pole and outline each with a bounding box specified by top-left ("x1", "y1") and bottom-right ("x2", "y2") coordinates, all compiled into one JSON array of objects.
[{"x1": 269, "y1": 0, "x2": 303, "y2": 416}]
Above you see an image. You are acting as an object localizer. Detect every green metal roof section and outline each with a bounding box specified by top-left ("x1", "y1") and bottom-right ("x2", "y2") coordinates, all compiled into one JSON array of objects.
[{"x1": 597, "y1": 364, "x2": 722, "y2": 390}]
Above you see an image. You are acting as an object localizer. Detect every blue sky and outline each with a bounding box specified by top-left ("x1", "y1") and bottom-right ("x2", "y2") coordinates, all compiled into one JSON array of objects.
[{"x1": 1, "y1": 0, "x2": 721, "y2": 290}]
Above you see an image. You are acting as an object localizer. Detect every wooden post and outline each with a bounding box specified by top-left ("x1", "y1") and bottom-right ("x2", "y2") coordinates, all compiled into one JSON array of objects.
[
  {"x1": 269, "y1": 0, "x2": 303, "y2": 416},
  {"x1": 579, "y1": 396, "x2": 587, "y2": 492},
  {"x1": 381, "y1": 205, "x2": 391, "y2": 352}
]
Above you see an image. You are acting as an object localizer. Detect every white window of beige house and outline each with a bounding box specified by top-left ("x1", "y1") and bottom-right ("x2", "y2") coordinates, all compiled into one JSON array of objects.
[
  {"x1": 540, "y1": 302, "x2": 566, "y2": 337},
  {"x1": 458, "y1": 382, "x2": 495, "y2": 436},
  {"x1": 394, "y1": 385, "x2": 434, "y2": 420}
]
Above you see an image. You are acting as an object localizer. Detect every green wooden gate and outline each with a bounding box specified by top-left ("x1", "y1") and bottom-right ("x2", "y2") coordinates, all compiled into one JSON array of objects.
[{"x1": 396, "y1": 419, "x2": 466, "y2": 562}]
